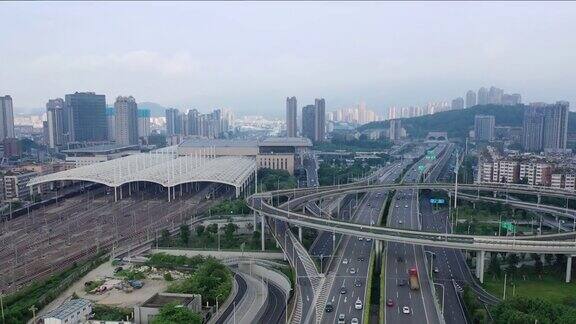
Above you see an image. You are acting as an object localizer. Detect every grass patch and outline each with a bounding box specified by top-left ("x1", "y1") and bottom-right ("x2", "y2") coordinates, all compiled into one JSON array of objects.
[
  {"x1": 92, "y1": 304, "x2": 133, "y2": 321},
  {"x1": 483, "y1": 274, "x2": 576, "y2": 304},
  {"x1": 84, "y1": 279, "x2": 105, "y2": 293}
]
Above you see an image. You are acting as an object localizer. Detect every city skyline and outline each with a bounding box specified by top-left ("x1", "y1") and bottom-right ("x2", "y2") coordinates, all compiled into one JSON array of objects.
[{"x1": 2, "y1": 2, "x2": 576, "y2": 116}]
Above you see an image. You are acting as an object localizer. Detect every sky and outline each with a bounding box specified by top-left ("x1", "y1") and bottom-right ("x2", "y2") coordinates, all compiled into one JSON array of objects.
[{"x1": 2, "y1": 1, "x2": 576, "y2": 117}]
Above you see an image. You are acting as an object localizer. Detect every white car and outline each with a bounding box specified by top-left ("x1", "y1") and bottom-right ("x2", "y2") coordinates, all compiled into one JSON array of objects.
[
  {"x1": 351, "y1": 318, "x2": 359, "y2": 324},
  {"x1": 366, "y1": 238, "x2": 372, "y2": 242},
  {"x1": 404, "y1": 205, "x2": 409, "y2": 208},
  {"x1": 342, "y1": 258, "x2": 349, "y2": 264},
  {"x1": 358, "y1": 237, "x2": 364, "y2": 241},
  {"x1": 398, "y1": 220, "x2": 403, "y2": 224},
  {"x1": 338, "y1": 314, "x2": 346, "y2": 324},
  {"x1": 355, "y1": 299, "x2": 363, "y2": 310},
  {"x1": 349, "y1": 267, "x2": 356, "y2": 274},
  {"x1": 402, "y1": 306, "x2": 411, "y2": 314}
]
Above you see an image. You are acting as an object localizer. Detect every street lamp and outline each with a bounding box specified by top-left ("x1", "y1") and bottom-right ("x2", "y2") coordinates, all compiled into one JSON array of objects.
[{"x1": 215, "y1": 293, "x2": 223, "y2": 317}]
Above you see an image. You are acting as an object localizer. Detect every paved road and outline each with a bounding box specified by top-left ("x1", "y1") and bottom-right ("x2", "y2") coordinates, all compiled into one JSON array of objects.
[
  {"x1": 385, "y1": 145, "x2": 442, "y2": 324},
  {"x1": 261, "y1": 282, "x2": 287, "y2": 323},
  {"x1": 322, "y1": 165, "x2": 404, "y2": 324},
  {"x1": 216, "y1": 274, "x2": 247, "y2": 324}
]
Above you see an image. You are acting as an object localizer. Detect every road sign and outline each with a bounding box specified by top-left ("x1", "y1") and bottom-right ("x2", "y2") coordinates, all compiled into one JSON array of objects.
[
  {"x1": 501, "y1": 221, "x2": 516, "y2": 232},
  {"x1": 430, "y1": 198, "x2": 445, "y2": 204}
]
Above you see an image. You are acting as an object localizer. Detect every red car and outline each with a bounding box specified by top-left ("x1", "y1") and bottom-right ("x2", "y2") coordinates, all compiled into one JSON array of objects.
[{"x1": 386, "y1": 299, "x2": 394, "y2": 307}]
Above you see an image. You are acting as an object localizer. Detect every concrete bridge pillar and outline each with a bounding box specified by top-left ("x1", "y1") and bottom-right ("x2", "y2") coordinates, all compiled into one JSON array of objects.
[
  {"x1": 493, "y1": 191, "x2": 497, "y2": 198},
  {"x1": 479, "y1": 250, "x2": 486, "y2": 283},
  {"x1": 261, "y1": 213, "x2": 265, "y2": 251},
  {"x1": 298, "y1": 226, "x2": 303, "y2": 242},
  {"x1": 566, "y1": 255, "x2": 573, "y2": 283},
  {"x1": 537, "y1": 194, "x2": 542, "y2": 205}
]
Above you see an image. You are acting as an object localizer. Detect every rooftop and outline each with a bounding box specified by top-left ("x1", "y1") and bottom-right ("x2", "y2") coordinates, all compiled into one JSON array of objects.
[
  {"x1": 259, "y1": 137, "x2": 312, "y2": 147},
  {"x1": 142, "y1": 293, "x2": 200, "y2": 308},
  {"x1": 62, "y1": 144, "x2": 141, "y2": 154},
  {"x1": 179, "y1": 139, "x2": 258, "y2": 148},
  {"x1": 42, "y1": 299, "x2": 91, "y2": 320}
]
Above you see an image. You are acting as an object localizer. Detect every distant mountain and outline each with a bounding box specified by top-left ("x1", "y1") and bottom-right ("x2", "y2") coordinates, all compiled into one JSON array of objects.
[
  {"x1": 360, "y1": 104, "x2": 576, "y2": 139},
  {"x1": 138, "y1": 102, "x2": 167, "y2": 117}
]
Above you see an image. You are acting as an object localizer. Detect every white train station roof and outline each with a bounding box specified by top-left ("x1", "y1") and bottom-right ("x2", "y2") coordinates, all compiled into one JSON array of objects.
[{"x1": 28, "y1": 146, "x2": 256, "y2": 189}]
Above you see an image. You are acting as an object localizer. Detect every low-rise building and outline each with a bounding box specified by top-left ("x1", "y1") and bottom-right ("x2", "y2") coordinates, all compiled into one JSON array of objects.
[
  {"x1": 4, "y1": 170, "x2": 38, "y2": 201},
  {"x1": 63, "y1": 144, "x2": 141, "y2": 167},
  {"x1": 41, "y1": 298, "x2": 92, "y2": 324},
  {"x1": 134, "y1": 293, "x2": 201, "y2": 324},
  {"x1": 519, "y1": 162, "x2": 552, "y2": 186}
]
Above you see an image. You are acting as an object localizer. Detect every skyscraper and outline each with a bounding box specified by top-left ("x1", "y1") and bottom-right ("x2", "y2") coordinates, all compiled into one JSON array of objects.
[
  {"x1": 502, "y1": 93, "x2": 522, "y2": 106},
  {"x1": 465, "y1": 90, "x2": 477, "y2": 108},
  {"x1": 542, "y1": 101, "x2": 569, "y2": 151},
  {"x1": 114, "y1": 96, "x2": 139, "y2": 145},
  {"x1": 106, "y1": 108, "x2": 116, "y2": 141},
  {"x1": 302, "y1": 105, "x2": 316, "y2": 142},
  {"x1": 451, "y1": 97, "x2": 464, "y2": 110},
  {"x1": 0, "y1": 95, "x2": 15, "y2": 141},
  {"x1": 314, "y1": 98, "x2": 326, "y2": 142},
  {"x1": 46, "y1": 98, "x2": 65, "y2": 148},
  {"x1": 165, "y1": 108, "x2": 180, "y2": 136},
  {"x1": 389, "y1": 119, "x2": 402, "y2": 141},
  {"x1": 286, "y1": 96, "x2": 297, "y2": 137},
  {"x1": 477, "y1": 87, "x2": 488, "y2": 105},
  {"x1": 522, "y1": 104, "x2": 545, "y2": 152},
  {"x1": 65, "y1": 92, "x2": 107, "y2": 142},
  {"x1": 187, "y1": 109, "x2": 200, "y2": 136},
  {"x1": 487, "y1": 86, "x2": 504, "y2": 104},
  {"x1": 474, "y1": 115, "x2": 495, "y2": 142},
  {"x1": 138, "y1": 109, "x2": 151, "y2": 140}
]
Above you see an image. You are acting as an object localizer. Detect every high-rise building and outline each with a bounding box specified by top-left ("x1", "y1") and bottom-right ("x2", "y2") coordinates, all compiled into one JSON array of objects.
[
  {"x1": 487, "y1": 86, "x2": 504, "y2": 104},
  {"x1": 114, "y1": 96, "x2": 139, "y2": 145},
  {"x1": 46, "y1": 98, "x2": 65, "y2": 148},
  {"x1": 106, "y1": 108, "x2": 116, "y2": 141},
  {"x1": 542, "y1": 101, "x2": 569, "y2": 151},
  {"x1": 315, "y1": 98, "x2": 326, "y2": 142},
  {"x1": 302, "y1": 105, "x2": 316, "y2": 142},
  {"x1": 389, "y1": 119, "x2": 402, "y2": 141},
  {"x1": 502, "y1": 93, "x2": 522, "y2": 106},
  {"x1": 522, "y1": 104, "x2": 545, "y2": 152},
  {"x1": 138, "y1": 109, "x2": 151, "y2": 140},
  {"x1": 165, "y1": 108, "x2": 180, "y2": 136},
  {"x1": 451, "y1": 97, "x2": 464, "y2": 110},
  {"x1": 474, "y1": 115, "x2": 495, "y2": 142},
  {"x1": 465, "y1": 90, "x2": 477, "y2": 108},
  {"x1": 65, "y1": 92, "x2": 107, "y2": 142},
  {"x1": 477, "y1": 87, "x2": 488, "y2": 105},
  {"x1": 286, "y1": 96, "x2": 297, "y2": 137},
  {"x1": 0, "y1": 95, "x2": 15, "y2": 141},
  {"x1": 187, "y1": 109, "x2": 200, "y2": 136}
]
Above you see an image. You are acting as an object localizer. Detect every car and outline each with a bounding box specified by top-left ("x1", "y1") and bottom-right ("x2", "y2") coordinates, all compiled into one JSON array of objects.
[
  {"x1": 357, "y1": 256, "x2": 365, "y2": 262},
  {"x1": 398, "y1": 220, "x2": 403, "y2": 224},
  {"x1": 340, "y1": 287, "x2": 347, "y2": 294},
  {"x1": 342, "y1": 258, "x2": 349, "y2": 264},
  {"x1": 367, "y1": 203, "x2": 371, "y2": 207},
  {"x1": 433, "y1": 267, "x2": 439, "y2": 273},
  {"x1": 395, "y1": 205, "x2": 399, "y2": 208},
  {"x1": 354, "y1": 280, "x2": 362, "y2": 287},
  {"x1": 398, "y1": 279, "x2": 407, "y2": 286},
  {"x1": 404, "y1": 205, "x2": 409, "y2": 208},
  {"x1": 402, "y1": 306, "x2": 411, "y2": 314},
  {"x1": 355, "y1": 299, "x2": 363, "y2": 310},
  {"x1": 325, "y1": 303, "x2": 334, "y2": 313},
  {"x1": 366, "y1": 238, "x2": 372, "y2": 242},
  {"x1": 349, "y1": 268, "x2": 356, "y2": 274},
  {"x1": 386, "y1": 298, "x2": 394, "y2": 307},
  {"x1": 358, "y1": 237, "x2": 364, "y2": 241},
  {"x1": 338, "y1": 313, "x2": 345, "y2": 323},
  {"x1": 351, "y1": 318, "x2": 359, "y2": 324},
  {"x1": 396, "y1": 256, "x2": 404, "y2": 262}
]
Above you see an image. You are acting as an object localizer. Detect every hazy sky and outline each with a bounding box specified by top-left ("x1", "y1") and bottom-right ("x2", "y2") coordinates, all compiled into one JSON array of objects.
[{"x1": 2, "y1": 1, "x2": 576, "y2": 117}]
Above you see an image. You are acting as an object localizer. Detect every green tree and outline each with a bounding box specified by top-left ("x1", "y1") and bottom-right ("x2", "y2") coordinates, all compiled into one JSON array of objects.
[
  {"x1": 179, "y1": 225, "x2": 190, "y2": 246},
  {"x1": 195, "y1": 225, "x2": 205, "y2": 237},
  {"x1": 151, "y1": 302, "x2": 202, "y2": 324},
  {"x1": 506, "y1": 253, "x2": 519, "y2": 275},
  {"x1": 160, "y1": 229, "x2": 171, "y2": 245},
  {"x1": 206, "y1": 223, "x2": 218, "y2": 234},
  {"x1": 224, "y1": 223, "x2": 238, "y2": 242},
  {"x1": 545, "y1": 254, "x2": 554, "y2": 266},
  {"x1": 487, "y1": 254, "x2": 502, "y2": 278}
]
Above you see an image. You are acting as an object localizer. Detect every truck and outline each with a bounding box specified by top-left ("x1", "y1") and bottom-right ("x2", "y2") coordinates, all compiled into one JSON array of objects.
[{"x1": 409, "y1": 268, "x2": 420, "y2": 290}]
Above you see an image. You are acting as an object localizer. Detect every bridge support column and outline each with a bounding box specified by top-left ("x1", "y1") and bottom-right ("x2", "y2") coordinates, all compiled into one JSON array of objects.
[
  {"x1": 168, "y1": 186, "x2": 171, "y2": 202},
  {"x1": 120, "y1": 186, "x2": 123, "y2": 200},
  {"x1": 493, "y1": 191, "x2": 497, "y2": 198},
  {"x1": 235, "y1": 186, "x2": 240, "y2": 198},
  {"x1": 114, "y1": 187, "x2": 118, "y2": 202},
  {"x1": 261, "y1": 213, "x2": 265, "y2": 251},
  {"x1": 128, "y1": 183, "x2": 131, "y2": 196},
  {"x1": 537, "y1": 194, "x2": 542, "y2": 205},
  {"x1": 476, "y1": 251, "x2": 486, "y2": 283},
  {"x1": 566, "y1": 256, "x2": 573, "y2": 283},
  {"x1": 298, "y1": 226, "x2": 303, "y2": 242}
]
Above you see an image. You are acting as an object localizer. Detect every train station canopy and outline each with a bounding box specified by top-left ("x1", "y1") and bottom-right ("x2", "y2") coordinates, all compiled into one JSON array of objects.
[{"x1": 28, "y1": 146, "x2": 257, "y2": 190}]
